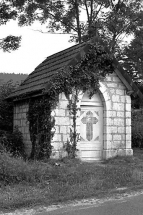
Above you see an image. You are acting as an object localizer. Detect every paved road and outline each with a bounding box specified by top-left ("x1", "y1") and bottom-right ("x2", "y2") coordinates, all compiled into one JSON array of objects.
[{"x1": 34, "y1": 191, "x2": 143, "y2": 215}]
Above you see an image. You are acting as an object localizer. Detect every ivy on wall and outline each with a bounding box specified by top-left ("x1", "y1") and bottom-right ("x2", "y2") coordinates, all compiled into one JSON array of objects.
[
  {"x1": 27, "y1": 43, "x2": 114, "y2": 160},
  {"x1": 27, "y1": 95, "x2": 56, "y2": 160}
]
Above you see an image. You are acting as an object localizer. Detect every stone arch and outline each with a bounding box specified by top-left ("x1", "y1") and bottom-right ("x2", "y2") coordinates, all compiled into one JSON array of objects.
[
  {"x1": 76, "y1": 82, "x2": 113, "y2": 160},
  {"x1": 77, "y1": 82, "x2": 112, "y2": 110},
  {"x1": 76, "y1": 83, "x2": 112, "y2": 160},
  {"x1": 99, "y1": 82, "x2": 113, "y2": 155}
]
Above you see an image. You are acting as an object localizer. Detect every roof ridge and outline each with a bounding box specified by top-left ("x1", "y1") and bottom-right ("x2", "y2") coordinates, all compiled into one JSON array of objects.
[
  {"x1": 25, "y1": 42, "x2": 85, "y2": 79},
  {"x1": 44, "y1": 42, "x2": 85, "y2": 59}
]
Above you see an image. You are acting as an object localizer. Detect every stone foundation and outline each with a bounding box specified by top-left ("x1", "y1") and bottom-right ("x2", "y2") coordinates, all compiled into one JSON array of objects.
[{"x1": 103, "y1": 149, "x2": 133, "y2": 159}]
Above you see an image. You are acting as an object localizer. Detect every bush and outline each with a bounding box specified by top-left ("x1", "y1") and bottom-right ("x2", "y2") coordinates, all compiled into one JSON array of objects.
[
  {"x1": 132, "y1": 109, "x2": 143, "y2": 148},
  {"x1": 0, "y1": 126, "x2": 25, "y2": 158},
  {"x1": 0, "y1": 81, "x2": 18, "y2": 132}
]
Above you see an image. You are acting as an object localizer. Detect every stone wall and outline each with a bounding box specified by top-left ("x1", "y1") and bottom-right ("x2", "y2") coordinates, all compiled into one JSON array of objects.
[
  {"x1": 51, "y1": 93, "x2": 72, "y2": 158},
  {"x1": 101, "y1": 72, "x2": 133, "y2": 159},
  {"x1": 14, "y1": 101, "x2": 31, "y2": 156},
  {"x1": 51, "y1": 71, "x2": 133, "y2": 159}
]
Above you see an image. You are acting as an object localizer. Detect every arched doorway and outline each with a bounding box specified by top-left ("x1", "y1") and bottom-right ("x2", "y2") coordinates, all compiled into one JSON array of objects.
[{"x1": 80, "y1": 91, "x2": 103, "y2": 161}]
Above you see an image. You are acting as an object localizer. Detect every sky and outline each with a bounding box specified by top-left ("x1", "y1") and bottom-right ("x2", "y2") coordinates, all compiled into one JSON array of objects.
[{"x1": 0, "y1": 21, "x2": 75, "y2": 74}]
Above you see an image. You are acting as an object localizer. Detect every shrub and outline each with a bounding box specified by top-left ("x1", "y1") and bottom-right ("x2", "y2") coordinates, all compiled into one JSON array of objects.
[
  {"x1": 0, "y1": 81, "x2": 18, "y2": 132},
  {"x1": 132, "y1": 109, "x2": 143, "y2": 148},
  {"x1": 0, "y1": 126, "x2": 25, "y2": 158}
]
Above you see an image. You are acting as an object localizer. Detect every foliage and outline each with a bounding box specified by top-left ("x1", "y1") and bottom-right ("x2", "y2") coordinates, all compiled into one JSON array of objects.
[
  {"x1": 121, "y1": 28, "x2": 143, "y2": 83},
  {"x1": 0, "y1": 35, "x2": 21, "y2": 52},
  {"x1": 131, "y1": 84, "x2": 143, "y2": 109},
  {"x1": 63, "y1": 139, "x2": 73, "y2": 157},
  {"x1": 0, "y1": 72, "x2": 28, "y2": 85},
  {"x1": 0, "y1": 80, "x2": 18, "y2": 132},
  {"x1": 45, "y1": 43, "x2": 114, "y2": 96},
  {"x1": 118, "y1": 27, "x2": 143, "y2": 107},
  {"x1": 132, "y1": 109, "x2": 143, "y2": 148},
  {"x1": 0, "y1": 81, "x2": 25, "y2": 157},
  {"x1": 11, "y1": 0, "x2": 143, "y2": 51},
  {"x1": 64, "y1": 129, "x2": 80, "y2": 158},
  {"x1": 0, "y1": 1, "x2": 21, "y2": 52},
  {"x1": 94, "y1": 0, "x2": 143, "y2": 54},
  {"x1": 27, "y1": 96, "x2": 56, "y2": 160},
  {"x1": 66, "y1": 90, "x2": 80, "y2": 158},
  {"x1": 2, "y1": 0, "x2": 143, "y2": 68},
  {"x1": 0, "y1": 126, "x2": 25, "y2": 158}
]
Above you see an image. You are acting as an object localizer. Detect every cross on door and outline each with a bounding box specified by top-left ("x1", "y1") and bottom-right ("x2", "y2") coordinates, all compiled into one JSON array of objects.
[{"x1": 81, "y1": 111, "x2": 98, "y2": 141}]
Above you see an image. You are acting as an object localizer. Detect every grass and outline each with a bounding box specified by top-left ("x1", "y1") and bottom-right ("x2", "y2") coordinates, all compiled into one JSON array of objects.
[{"x1": 1, "y1": 149, "x2": 143, "y2": 212}]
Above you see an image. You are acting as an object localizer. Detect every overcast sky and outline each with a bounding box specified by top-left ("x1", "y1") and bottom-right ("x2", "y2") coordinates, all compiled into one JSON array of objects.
[{"x1": 0, "y1": 21, "x2": 75, "y2": 74}]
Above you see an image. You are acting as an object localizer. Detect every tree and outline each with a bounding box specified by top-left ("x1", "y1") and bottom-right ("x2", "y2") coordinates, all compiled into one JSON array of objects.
[
  {"x1": 10, "y1": 0, "x2": 109, "y2": 43},
  {"x1": 82, "y1": 0, "x2": 143, "y2": 55},
  {"x1": 0, "y1": 1, "x2": 21, "y2": 52},
  {"x1": 120, "y1": 28, "x2": 143, "y2": 108},
  {"x1": 2, "y1": 0, "x2": 143, "y2": 55},
  {"x1": 121, "y1": 28, "x2": 143, "y2": 82},
  {"x1": 11, "y1": 0, "x2": 143, "y2": 53},
  {"x1": 0, "y1": 80, "x2": 18, "y2": 131},
  {"x1": 0, "y1": 81, "x2": 26, "y2": 158}
]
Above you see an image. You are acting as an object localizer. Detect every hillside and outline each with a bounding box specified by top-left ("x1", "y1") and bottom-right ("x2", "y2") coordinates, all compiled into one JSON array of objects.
[{"x1": 0, "y1": 73, "x2": 28, "y2": 86}]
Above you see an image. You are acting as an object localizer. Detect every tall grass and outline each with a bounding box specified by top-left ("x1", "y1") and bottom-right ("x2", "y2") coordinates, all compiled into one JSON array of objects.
[
  {"x1": 0, "y1": 151, "x2": 50, "y2": 184},
  {"x1": 0, "y1": 150, "x2": 143, "y2": 212}
]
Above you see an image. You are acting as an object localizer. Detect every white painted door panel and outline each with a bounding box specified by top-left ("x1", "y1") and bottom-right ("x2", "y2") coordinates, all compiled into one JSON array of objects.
[{"x1": 80, "y1": 106, "x2": 103, "y2": 161}]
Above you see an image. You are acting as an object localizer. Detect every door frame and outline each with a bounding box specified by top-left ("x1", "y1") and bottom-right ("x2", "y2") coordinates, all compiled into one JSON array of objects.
[{"x1": 78, "y1": 91, "x2": 104, "y2": 160}]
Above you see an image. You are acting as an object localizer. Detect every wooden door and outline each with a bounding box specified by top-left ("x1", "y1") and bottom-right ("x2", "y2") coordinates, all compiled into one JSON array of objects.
[{"x1": 79, "y1": 93, "x2": 103, "y2": 161}]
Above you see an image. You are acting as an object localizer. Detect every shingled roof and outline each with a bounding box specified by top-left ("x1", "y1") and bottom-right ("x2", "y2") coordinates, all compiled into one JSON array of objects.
[
  {"x1": 8, "y1": 36, "x2": 143, "y2": 100},
  {"x1": 8, "y1": 42, "x2": 85, "y2": 100}
]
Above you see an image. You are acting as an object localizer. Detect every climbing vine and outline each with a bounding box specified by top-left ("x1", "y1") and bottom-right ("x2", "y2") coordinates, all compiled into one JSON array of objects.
[
  {"x1": 27, "y1": 95, "x2": 56, "y2": 160},
  {"x1": 65, "y1": 88, "x2": 80, "y2": 158},
  {"x1": 27, "y1": 42, "x2": 114, "y2": 160}
]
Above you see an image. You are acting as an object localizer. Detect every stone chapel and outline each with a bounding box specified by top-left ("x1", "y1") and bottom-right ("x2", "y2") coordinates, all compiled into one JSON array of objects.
[{"x1": 8, "y1": 37, "x2": 143, "y2": 161}]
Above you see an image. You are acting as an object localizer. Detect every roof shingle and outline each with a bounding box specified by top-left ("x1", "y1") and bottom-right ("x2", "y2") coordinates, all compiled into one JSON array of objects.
[{"x1": 9, "y1": 42, "x2": 85, "y2": 99}]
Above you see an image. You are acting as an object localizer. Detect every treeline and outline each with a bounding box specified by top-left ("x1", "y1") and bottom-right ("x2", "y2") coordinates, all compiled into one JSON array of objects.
[{"x1": 0, "y1": 73, "x2": 28, "y2": 86}]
